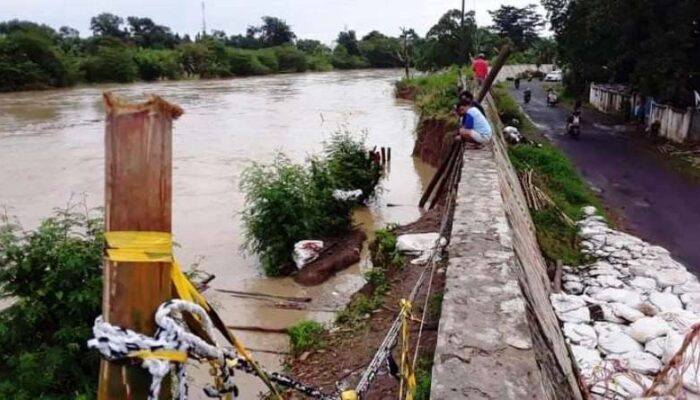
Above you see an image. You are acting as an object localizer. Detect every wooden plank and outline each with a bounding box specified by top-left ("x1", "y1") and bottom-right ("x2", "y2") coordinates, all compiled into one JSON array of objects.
[{"x1": 98, "y1": 93, "x2": 183, "y2": 400}]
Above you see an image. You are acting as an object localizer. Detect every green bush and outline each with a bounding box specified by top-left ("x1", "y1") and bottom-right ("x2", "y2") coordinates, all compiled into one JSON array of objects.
[
  {"x1": 0, "y1": 30, "x2": 70, "y2": 91},
  {"x1": 273, "y1": 46, "x2": 308, "y2": 72},
  {"x1": 331, "y1": 45, "x2": 370, "y2": 70},
  {"x1": 241, "y1": 132, "x2": 380, "y2": 276},
  {"x1": 334, "y1": 294, "x2": 382, "y2": 325},
  {"x1": 227, "y1": 49, "x2": 270, "y2": 76},
  {"x1": 82, "y1": 46, "x2": 138, "y2": 83},
  {"x1": 0, "y1": 209, "x2": 103, "y2": 399},
  {"x1": 287, "y1": 320, "x2": 325, "y2": 355},
  {"x1": 307, "y1": 54, "x2": 333, "y2": 71},
  {"x1": 133, "y1": 49, "x2": 182, "y2": 81},
  {"x1": 369, "y1": 228, "x2": 403, "y2": 269},
  {"x1": 321, "y1": 131, "x2": 382, "y2": 202},
  {"x1": 254, "y1": 49, "x2": 279, "y2": 72}
]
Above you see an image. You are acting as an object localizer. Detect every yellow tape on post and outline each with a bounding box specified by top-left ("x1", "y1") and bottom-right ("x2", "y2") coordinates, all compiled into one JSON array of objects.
[
  {"x1": 104, "y1": 231, "x2": 173, "y2": 262},
  {"x1": 104, "y1": 231, "x2": 283, "y2": 400},
  {"x1": 399, "y1": 299, "x2": 416, "y2": 400}
]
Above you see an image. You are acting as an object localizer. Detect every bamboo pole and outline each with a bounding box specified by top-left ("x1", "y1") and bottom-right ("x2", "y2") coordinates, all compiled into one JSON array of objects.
[{"x1": 98, "y1": 93, "x2": 183, "y2": 400}]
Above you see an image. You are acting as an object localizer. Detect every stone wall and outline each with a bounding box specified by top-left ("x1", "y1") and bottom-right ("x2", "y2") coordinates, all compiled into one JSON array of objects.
[{"x1": 430, "y1": 93, "x2": 583, "y2": 399}]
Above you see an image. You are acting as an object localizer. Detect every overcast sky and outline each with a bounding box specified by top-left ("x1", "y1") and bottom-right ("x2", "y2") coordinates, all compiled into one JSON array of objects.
[{"x1": 0, "y1": 0, "x2": 545, "y2": 43}]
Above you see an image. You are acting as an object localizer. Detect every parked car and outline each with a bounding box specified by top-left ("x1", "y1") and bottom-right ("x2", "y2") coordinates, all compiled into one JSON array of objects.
[{"x1": 544, "y1": 70, "x2": 562, "y2": 82}]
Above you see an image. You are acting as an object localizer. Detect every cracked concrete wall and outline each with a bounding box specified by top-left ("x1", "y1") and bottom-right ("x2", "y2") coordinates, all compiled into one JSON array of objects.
[{"x1": 430, "y1": 94, "x2": 583, "y2": 399}]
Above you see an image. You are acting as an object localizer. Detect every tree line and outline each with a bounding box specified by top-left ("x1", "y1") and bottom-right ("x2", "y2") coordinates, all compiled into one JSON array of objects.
[
  {"x1": 542, "y1": 0, "x2": 700, "y2": 107},
  {"x1": 0, "y1": 6, "x2": 556, "y2": 92}
]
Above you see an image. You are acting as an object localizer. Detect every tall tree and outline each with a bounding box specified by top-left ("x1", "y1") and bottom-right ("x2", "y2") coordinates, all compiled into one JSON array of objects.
[
  {"x1": 416, "y1": 9, "x2": 476, "y2": 70},
  {"x1": 247, "y1": 16, "x2": 296, "y2": 47},
  {"x1": 90, "y1": 12, "x2": 127, "y2": 38},
  {"x1": 488, "y1": 4, "x2": 544, "y2": 51},
  {"x1": 336, "y1": 30, "x2": 361, "y2": 56},
  {"x1": 127, "y1": 16, "x2": 178, "y2": 48}
]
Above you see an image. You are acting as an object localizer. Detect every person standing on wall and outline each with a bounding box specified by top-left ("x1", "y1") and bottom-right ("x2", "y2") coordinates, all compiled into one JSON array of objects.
[{"x1": 472, "y1": 53, "x2": 489, "y2": 86}]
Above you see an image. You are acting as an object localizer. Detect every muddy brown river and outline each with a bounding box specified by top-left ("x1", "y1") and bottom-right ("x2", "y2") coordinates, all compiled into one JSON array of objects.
[{"x1": 0, "y1": 69, "x2": 433, "y2": 397}]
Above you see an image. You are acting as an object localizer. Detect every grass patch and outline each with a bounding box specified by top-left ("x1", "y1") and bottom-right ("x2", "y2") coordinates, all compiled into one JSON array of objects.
[
  {"x1": 414, "y1": 355, "x2": 433, "y2": 400},
  {"x1": 491, "y1": 86, "x2": 606, "y2": 265},
  {"x1": 287, "y1": 320, "x2": 325, "y2": 355},
  {"x1": 241, "y1": 130, "x2": 381, "y2": 276},
  {"x1": 335, "y1": 293, "x2": 383, "y2": 326},
  {"x1": 427, "y1": 293, "x2": 443, "y2": 321},
  {"x1": 396, "y1": 67, "x2": 471, "y2": 119}
]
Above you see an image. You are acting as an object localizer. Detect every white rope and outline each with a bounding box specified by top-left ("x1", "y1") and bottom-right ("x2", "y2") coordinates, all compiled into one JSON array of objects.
[{"x1": 88, "y1": 299, "x2": 238, "y2": 400}]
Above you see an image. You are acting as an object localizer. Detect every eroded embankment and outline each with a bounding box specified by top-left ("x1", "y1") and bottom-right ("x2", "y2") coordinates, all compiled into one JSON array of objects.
[
  {"x1": 412, "y1": 118, "x2": 456, "y2": 168},
  {"x1": 286, "y1": 98, "x2": 456, "y2": 399}
]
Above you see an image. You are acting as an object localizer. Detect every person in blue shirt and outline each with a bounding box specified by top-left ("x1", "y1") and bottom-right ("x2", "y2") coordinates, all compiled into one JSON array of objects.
[{"x1": 455, "y1": 98, "x2": 492, "y2": 146}]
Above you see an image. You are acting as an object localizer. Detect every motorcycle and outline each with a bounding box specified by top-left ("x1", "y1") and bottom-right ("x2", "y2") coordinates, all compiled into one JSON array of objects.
[
  {"x1": 567, "y1": 114, "x2": 581, "y2": 138},
  {"x1": 546, "y1": 92, "x2": 558, "y2": 107},
  {"x1": 523, "y1": 88, "x2": 531, "y2": 104}
]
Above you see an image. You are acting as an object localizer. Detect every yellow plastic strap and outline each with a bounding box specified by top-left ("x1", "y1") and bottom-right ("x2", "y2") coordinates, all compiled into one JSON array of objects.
[
  {"x1": 399, "y1": 299, "x2": 416, "y2": 400},
  {"x1": 341, "y1": 390, "x2": 359, "y2": 400},
  {"x1": 104, "y1": 231, "x2": 280, "y2": 399},
  {"x1": 171, "y1": 261, "x2": 210, "y2": 311},
  {"x1": 129, "y1": 349, "x2": 188, "y2": 363},
  {"x1": 105, "y1": 231, "x2": 173, "y2": 262}
]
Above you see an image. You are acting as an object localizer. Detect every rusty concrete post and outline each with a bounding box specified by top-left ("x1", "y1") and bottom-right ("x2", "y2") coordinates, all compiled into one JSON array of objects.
[{"x1": 98, "y1": 93, "x2": 183, "y2": 399}]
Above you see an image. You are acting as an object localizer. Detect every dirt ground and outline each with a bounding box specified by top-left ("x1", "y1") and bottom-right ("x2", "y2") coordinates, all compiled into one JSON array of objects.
[{"x1": 287, "y1": 208, "x2": 446, "y2": 399}]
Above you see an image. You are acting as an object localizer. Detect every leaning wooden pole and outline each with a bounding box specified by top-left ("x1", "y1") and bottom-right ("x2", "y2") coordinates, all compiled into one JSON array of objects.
[
  {"x1": 98, "y1": 93, "x2": 183, "y2": 399},
  {"x1": 476, "y1": 43, "x2": 511, "y2": 103},
  {"x1": 418, "y1": 43, "x2": 511, "y2": 208}
]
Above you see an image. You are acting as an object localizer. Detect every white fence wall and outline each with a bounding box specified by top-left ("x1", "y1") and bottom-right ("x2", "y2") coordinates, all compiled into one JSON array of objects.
[{"x1": 590, "y1": 83, "x2": 696, "y2": 143}]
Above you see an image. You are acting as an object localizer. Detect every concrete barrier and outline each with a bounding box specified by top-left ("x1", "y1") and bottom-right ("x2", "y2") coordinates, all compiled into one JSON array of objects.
[{"x1": 430, "y1": 94, "x2": 582, "y2": 399}]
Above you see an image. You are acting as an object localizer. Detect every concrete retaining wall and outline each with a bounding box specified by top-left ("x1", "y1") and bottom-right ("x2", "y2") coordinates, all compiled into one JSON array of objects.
[{"x1": 430, "y1": 95, "x2": 582, "y2": 399}]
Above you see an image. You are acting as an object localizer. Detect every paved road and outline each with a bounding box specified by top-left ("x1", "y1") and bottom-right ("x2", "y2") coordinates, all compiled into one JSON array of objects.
[{"x1": 508, "y1": 81, "x2": 700, "y2": 274}]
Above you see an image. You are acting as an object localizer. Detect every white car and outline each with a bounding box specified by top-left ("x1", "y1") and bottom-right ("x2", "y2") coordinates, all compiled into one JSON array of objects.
[{"x1": 544, "y1": 70, "x2": 562, "y2": 82}]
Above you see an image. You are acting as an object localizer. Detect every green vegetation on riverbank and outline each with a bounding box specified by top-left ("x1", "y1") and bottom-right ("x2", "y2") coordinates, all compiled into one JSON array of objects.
[
  {"x1": 287, "y1": 320, "x2": 326, "y2": 356},
  {"x1": 491, "y1": 85, "x2": 605, "y2": 265},
  {"x1": 1, "y1": 2, "x2": 561, "y2": 93},
  {"x1": 396, "y1": 68, "x2": 464, "y2": 120},
  {"x1": 0, "y1": 16, "x2": 408, "y2": 92},
  {"x1": 240, "y1": 131, "x2": 381, "y2": 276},
  {"x1": 0, "y1": 209, "x2": 102, "y2": 398}
]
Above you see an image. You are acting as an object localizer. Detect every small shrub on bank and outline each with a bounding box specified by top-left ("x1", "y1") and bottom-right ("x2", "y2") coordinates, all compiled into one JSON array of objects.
[
  {"x1": 287, "y1": 320, "x2": 325, "y2": 355},
  {"x1": 240, "y1": 131, "x2": 381, "y2": 276},
  {"x1": 369, "y1": 227, "x2": 403, "y2": 269},
  {"x1": 0, "y1": 208, "x2": 103, "y2": 398}
]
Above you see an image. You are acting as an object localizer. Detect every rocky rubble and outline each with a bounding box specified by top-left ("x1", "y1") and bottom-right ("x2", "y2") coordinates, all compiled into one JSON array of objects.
[{"x1": 551, "y1": 206, "x2": 700, "y2": 399}]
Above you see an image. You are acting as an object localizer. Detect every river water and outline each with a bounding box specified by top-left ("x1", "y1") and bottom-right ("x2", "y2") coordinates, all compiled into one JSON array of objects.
[{"x1": 0, "y1": 69, "x2": 433, "y2": 396}]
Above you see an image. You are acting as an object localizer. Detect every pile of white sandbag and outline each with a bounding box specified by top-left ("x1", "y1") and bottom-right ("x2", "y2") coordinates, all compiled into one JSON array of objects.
[{"x1": 551, "y1": 206, "x2": 700, "y2": 399}]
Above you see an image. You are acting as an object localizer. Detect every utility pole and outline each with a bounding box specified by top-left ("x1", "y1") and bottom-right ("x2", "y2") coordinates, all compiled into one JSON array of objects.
[
  {"x1": 461, "y1": 0, "x2": 466, "y2": 66},
  {"x1": 202, "y1": 1, "x2": 207, "y2": 36},
  {"x1": 97, "y1": 93, "x2": 183, "y2": 399}
]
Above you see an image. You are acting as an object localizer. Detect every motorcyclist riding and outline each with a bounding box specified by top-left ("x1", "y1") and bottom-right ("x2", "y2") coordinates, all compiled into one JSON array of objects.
[
  {"x1": 546, "y1": 88, "x2": 558, "y2": 107},
  {"x1": 567, "y1": 100, "x2": 583, "y2": 137},
  {"x1": 523, "y1": 87, "x2": 532, "y2": 104}
]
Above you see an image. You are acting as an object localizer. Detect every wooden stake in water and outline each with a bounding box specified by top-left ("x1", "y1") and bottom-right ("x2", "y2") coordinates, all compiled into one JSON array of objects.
[{"x1": 98, "y1": 93, "x2": 183, "y2": 400}]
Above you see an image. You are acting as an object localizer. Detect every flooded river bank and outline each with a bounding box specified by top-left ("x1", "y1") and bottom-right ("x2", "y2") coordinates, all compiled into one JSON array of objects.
[{"x1": 0, "y1": 69, "x2": 432, "y2": 397}]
